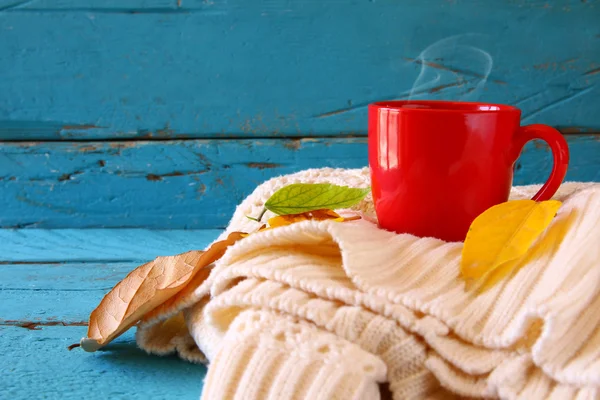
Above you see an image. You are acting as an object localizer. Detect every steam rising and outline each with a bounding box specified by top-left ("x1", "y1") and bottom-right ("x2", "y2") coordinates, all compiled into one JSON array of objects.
[{"x1": 407, "y1": 34, "x2": 493, "y2": 101}]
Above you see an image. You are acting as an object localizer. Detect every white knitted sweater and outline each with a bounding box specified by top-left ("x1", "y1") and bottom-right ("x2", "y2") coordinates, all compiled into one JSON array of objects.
[{"x1": 135, "y1": 168, "x2": 600, "y2": 400}]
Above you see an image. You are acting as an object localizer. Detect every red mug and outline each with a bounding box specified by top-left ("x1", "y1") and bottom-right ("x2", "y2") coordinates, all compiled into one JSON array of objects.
[{"x1": 368, "y1": 100, "x2": 569, "y2": 242}]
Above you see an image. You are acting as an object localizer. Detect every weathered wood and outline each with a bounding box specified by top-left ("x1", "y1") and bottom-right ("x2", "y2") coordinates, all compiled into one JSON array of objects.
[
  {"x1": 0, "y1": 0, "x2": 598, "y2": 139},
  {"x1": 2, "y1": 2, "x2": 597, "y2": 397},
  {"x1": 0, "y1": 287, "x2": 111, "y2": 322},
  {"x1": 0, "y1": 262, "x2": 133, "y2": 290},
  {"x1": 0, "y1": 229, "x2": 219, "y2": 322},
  {"x1": 0, "y1": 229, "x2": 221, "y2": 262},
  {"x1": 0, "y1": 136, "x2": 598, "y2": 229},
  {"x1": 0, "y1": 326, "x2": 206, "y2": 399},
  {"x1": 0, "y1": 138, "x2": 367, "y2": 228},
  {"x1": 0, "y1": 228, "x2": 212, "y2": 398},
  {"x1": 0, "y1": 263, "x2": 135, "y2": 322},
  {"x1": 0, "y1": 259, "x2": 135, "y2": 321},
  {"x1": 0, "y1": 229, "x2": 217, "y2": 393}
]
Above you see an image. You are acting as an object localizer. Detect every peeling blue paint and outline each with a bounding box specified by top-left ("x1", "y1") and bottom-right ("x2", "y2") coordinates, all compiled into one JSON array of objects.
[
  {"x1": 0, "y1": 0, "x2": 598, "y2": 140},
  {"x1": 0, "y1": 136, "x2": 598, "y2": 229}
]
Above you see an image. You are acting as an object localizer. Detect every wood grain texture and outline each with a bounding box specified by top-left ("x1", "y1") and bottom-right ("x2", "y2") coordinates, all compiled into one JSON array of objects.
[
  {"x1": 0, "y1": 288, "x2": 109, "y2": 321},
  {"x1": 0, "y1": 264, "x2": 134, "y2": 322},
  {"x1": 0, "y1": 229, "x2": 217, "y2": 398},
  {"x1": 0, "y1": 262, "x2": 130, "y2": 319},
  {"x1": 2, "y1": 2, "x2": 597, "y2": 396},
  {"x1": 0, "y1": 229, "x2": 221, "y2": 262},
  {"x1": 0, "y1": 0, "x2": 598, "y2": 139},
  {"x1": 0, "y1": 326, "x2": 206, "y2": 399},
  {"x1": 0, "y1": 262, "x2": 142, "y2": 290},
  {"x1": 0, "y1": 138, "x2": 368, "y2": 228},
  {"x1": 0, "y1": 136, "x2": 598, "y2": 229},
  {"x1": 0, "y1": 229, "x2": 221, "y2": 321}
]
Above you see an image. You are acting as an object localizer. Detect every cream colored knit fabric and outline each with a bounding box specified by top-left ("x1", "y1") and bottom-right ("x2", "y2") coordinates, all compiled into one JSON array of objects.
[
  {"x1": 135, "y1": 168, "x2": 600, "y2": 400},
  {"x1": 201, "y1": 309, "x2": 387, "y2": 400}
]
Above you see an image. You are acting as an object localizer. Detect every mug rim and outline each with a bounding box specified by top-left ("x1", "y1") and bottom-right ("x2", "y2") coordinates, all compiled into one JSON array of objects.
[{"x1": 369, "y1": 100, "x2": 520, "y2": 114}]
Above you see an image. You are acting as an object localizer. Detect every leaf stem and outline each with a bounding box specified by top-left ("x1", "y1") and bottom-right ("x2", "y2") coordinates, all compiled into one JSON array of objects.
[
  {"x1": 246, "y1": 208, "x2": 268, "y2": 223},
  {"x1": 257, "y1": 208, "x2": 267, "y2": 222},
  {"x1": 67, "y1": 343, "x2": 81, "y2": 351}
]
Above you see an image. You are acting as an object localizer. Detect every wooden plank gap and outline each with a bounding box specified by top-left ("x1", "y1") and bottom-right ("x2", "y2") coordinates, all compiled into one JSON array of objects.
[
  {"x1": 2, "y1": 7, "x2": 222, "y2": 15},
  {"x1": 0, "y1": 319, "x2": 87, "y2": 330},
  {"x1": 0, "y1": 133, "x2": 369, "y2": 143}
]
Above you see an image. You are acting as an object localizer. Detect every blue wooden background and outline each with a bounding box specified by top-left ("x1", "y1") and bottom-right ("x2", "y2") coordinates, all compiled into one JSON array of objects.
[
  {"x1": 1, "y1": 2, "x2": 599, "y2": 399},
  {"x1": 0, "y1": 0, "x2": 599, "y2": 229}
]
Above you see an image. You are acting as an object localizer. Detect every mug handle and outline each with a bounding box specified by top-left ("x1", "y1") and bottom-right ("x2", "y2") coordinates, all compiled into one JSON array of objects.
[{"x1": 512, "y1": 124, "x2": 570, "y2": 201}]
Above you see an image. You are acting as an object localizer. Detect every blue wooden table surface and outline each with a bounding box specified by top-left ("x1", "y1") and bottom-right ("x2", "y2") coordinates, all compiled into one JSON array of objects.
[
  {"x1": 1, "y1": 0, "x2": 599, "y2": 398},
  {"x1": 0, "y1": 229, "x2": 220, "y2": 399}
]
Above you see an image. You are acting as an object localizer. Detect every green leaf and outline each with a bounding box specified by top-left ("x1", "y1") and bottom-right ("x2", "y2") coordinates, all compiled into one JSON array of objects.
[{"x1": 264, "y1": 183, "x2": 370, "y2": 216}]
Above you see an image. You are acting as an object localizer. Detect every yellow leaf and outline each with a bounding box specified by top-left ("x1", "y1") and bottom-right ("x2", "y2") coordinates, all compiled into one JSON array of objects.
[
  {"x1": 267, "y1": 215, "x2": 298, "y2": 228},
  {"x1": 473, "y1": 206, "x2": 574, "y2": 293},
  {"x1": 267, "y1": 209, "x2": 345, "y2": 228},
  {"x1": 242, "y1": 209, "x2": 359, "y2": 236},
  {"x1": 79, "y1": 232, "x2": 245, "y2": 352},
  {"x1": 460, "y1": 200, "x2": 562, "y2": 289}
]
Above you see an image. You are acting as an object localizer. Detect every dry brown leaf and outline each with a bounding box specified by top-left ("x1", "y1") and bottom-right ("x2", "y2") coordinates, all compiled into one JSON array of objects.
[
  {"x1": 140, "y1": 261, "x2": 211, "y2": 326},
  {"x1": 80, "y1": 232, "x2": 245, "y2": 352}
]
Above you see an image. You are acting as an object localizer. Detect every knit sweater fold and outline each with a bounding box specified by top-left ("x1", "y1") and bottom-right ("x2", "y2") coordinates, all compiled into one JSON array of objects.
[
  {"x1": 135, "y1": 168, "x2": 600, "y2": 399},
  {"x1": 201, "y1": 309, "x2": 387, "y2": 400}
]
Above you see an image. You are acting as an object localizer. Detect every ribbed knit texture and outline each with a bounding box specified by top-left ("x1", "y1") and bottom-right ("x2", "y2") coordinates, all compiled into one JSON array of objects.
[
  {"x1": 201, "y1": 309, "x2": 386, "y2": 400},
  {"x1": 136, "y1": 167, "x2": 600, "y2": 399}
]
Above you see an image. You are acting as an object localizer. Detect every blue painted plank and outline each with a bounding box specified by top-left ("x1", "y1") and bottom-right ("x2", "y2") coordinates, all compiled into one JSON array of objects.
[
  {"x1": 0, "y1": 138, "x2": 368, "y2": 228},
  {"x1": 0, "y1": 326, "x2": 206, "y2": 400},
  {"x1": 0, "y1": 262, "x2": 133, "y2": 290},
  {"x1": 0, "y1": 227, "x2": 209, "y2": 399},
  {"x1": 0, "y1": 136, "x2": 598, "y2": 229},
  {"x1": 0, "y1": 267, "x2": 120, "y2": 322},
  {"x1": 0, "y1": 264, "x2": 127, "y2": 322},
  {"x1": 0, "y1": 288, "x2": 111, "y2": 322},
  {"x1": 0, "y1": 262, "x2": 132, "y2": 322},
  {"x1": 0, "y1": 233, "x2": 216, "y2": 321},
  {"x1": 0, "y1": 0, "x2": 176, "y2": 9},
  {"x1": 0, "y1": 229, "x2": 219, "y2": 325},
  {"x1": 0, "y1": 229, "x2": 222, "y2": 262},
  {"x1": 0, "y1": 0, "x2": 598, "y2": 139},
  {"x1": 515, "y1": 136, "x2": 600, "y2": 186}
]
